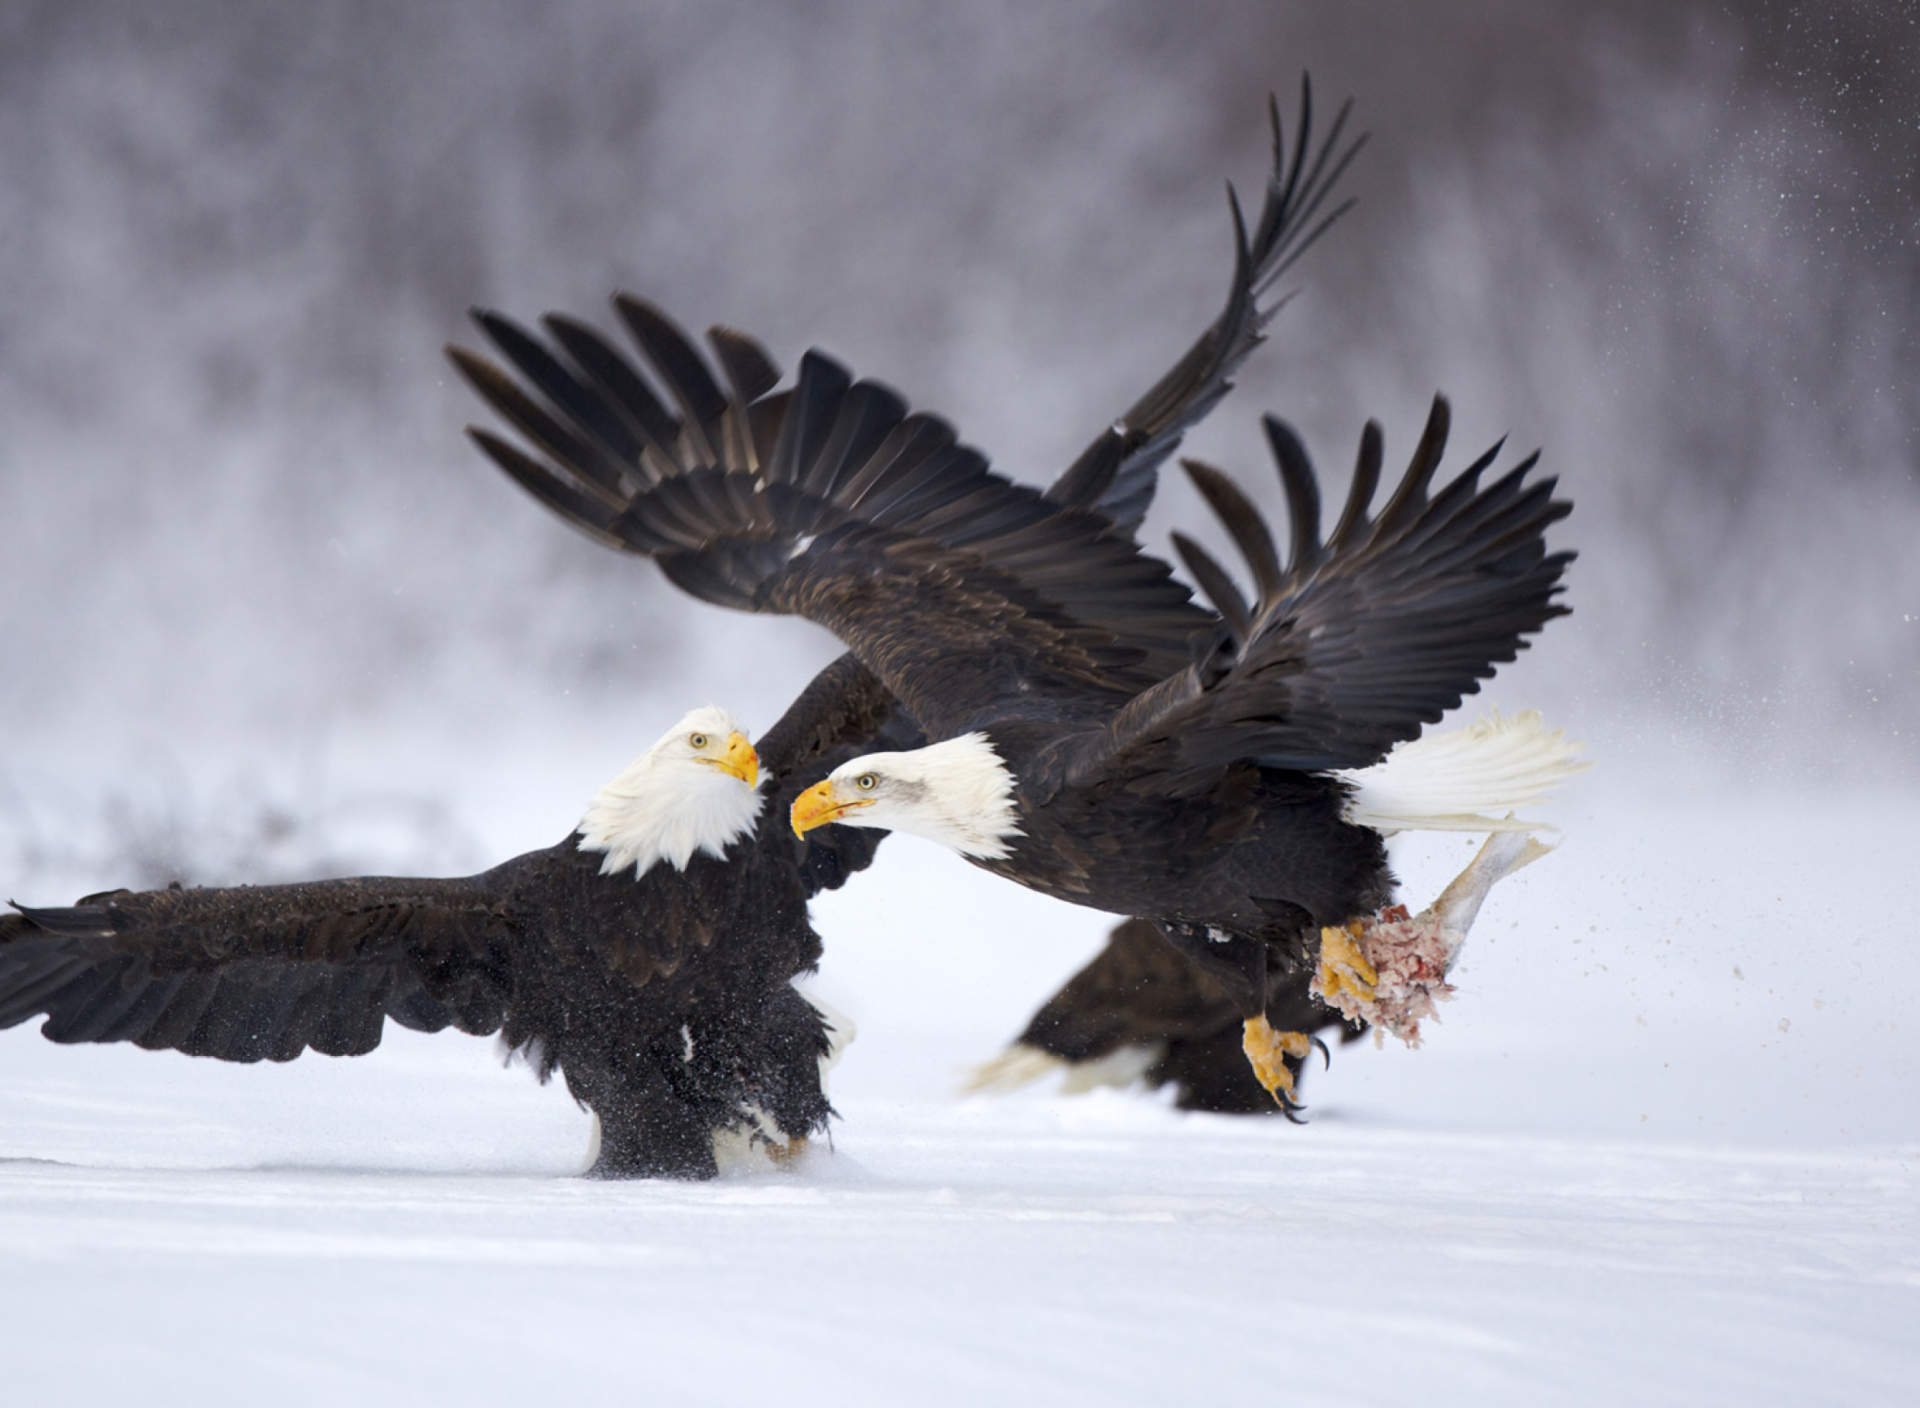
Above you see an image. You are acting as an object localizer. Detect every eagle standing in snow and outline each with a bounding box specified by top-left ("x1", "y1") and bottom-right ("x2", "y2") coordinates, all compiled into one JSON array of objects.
[{"x1": 1, "y1": 678, "x2": 897, "y2": 1179}]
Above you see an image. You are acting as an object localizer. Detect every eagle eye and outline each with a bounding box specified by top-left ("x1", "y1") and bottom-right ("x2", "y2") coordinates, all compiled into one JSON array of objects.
[
  {"x1": 689, "y1": 732, "x2": 709, "y2": 749},
  {"x1": 855, "y1": 773, "x2": 878, "y2": 791}
]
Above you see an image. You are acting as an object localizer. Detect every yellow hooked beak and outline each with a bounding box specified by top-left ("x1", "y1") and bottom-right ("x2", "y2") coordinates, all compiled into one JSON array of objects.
[
  {"x1": 790, "y1": 778, "x2": 875, "y2": 838},
  {"x1": 703, "y1": 731, "x2": 759, "y2": 790}
]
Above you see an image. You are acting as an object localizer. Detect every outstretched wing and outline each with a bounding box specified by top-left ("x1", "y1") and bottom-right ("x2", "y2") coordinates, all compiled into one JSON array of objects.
[
  {"x1": 0, "y1": 871, "x2": 519, "y2": 1062},
  {"x1": 1047, "y1": 77, "x2": 1365, "y2": 535},
  {"x1": 752, "y1": 652, "x2": 904, "y2": 786},
  {"x1": 1066, "y1": 396, "x2": 1574, "y2": 792},
  {"x1": 451, "y1": 302, "x2": 1211, "y2": 738}
]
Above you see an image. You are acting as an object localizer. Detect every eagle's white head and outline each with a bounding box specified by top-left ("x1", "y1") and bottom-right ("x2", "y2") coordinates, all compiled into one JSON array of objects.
[
  {"x1": 577, "y1": 705, "x2": 764, "y2": 878},
  {"x1": 788, "y1": 733, "x2": 1022, "y2": 860}
]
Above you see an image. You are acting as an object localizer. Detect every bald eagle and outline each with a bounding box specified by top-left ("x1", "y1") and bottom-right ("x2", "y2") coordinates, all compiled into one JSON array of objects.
[
  {"x1": 1, "y1": 682, "x2": 898, "y2": 1179},
  {"x1": 785, "y1": 401, "x2": 1575, "y2": 1101}
]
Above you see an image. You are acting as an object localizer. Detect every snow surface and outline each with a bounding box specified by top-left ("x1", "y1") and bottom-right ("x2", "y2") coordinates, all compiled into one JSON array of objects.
[{"x1": 3, "y1": 769, "x2": 1916, "y2": 1406}]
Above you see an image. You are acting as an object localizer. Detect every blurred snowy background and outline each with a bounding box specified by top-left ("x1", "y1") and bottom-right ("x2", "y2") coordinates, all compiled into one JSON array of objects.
[
  {"x1": 3, "y1": 0, "x2": 1914, "y2": 887},
  {"x1": 1, "y1": 4, "x2": 1915, "y2": 1403}
]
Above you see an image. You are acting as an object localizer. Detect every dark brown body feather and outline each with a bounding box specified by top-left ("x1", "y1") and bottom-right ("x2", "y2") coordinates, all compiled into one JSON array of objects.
[{"x1": 1, "y1": 666, "x2": 899, "y2": 1179}]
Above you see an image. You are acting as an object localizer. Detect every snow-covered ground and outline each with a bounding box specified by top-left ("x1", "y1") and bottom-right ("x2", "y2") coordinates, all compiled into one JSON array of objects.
[
  {"x1": 4, "y1": 763, "x2": 1915, "y2": 1406},
  {"x1": 5, "y1": 8, "x2": 1916, "y2": 1401}
]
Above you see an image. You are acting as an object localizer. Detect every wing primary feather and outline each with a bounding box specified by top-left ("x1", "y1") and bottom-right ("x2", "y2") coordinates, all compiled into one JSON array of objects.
[
  {"x1": 1254, "y1": 109, "x2": 1368, "y2": 294},
  {"x1": 539, "y1": 314, "x2": 683, "y2": 475},
  {"x1": 1181, "y1": 459, "x2": 1283, "y2": 607},
  {"x1": 464, "y1": 430, "x2": 633, "y2": 550},
  {"x1": 1046, "y1": 77, "x2": 1367, "y2": 538},
  {"x1": 766, "y1": 350, "x2": 854, "y2": 487},
  {"x1": 470, "y1": 310, "x2": 647, "y2": 473},
  {"x1": 445, "y1": 344, "x2": 630, "y2": 507},
  {"x1": 1330, "y1": 419, "x2": 1384, "y2": 552},
  {"x1": 707, "y1": 326, "x2": 782, "y2": 405},
  {"x1": 1261, "y1": 415, "x2": 1323, "y2": 576},
  {"x1": 1171, "y1": 532, "x2": 1253, "y2": 646},
  {"x1": 709, "y1": 325, "x2": 784, "y2": 474},
  {"x1": 1267, "y1": 86, "x2": 1305, "y2": 229},
  {"x1": 1456, "y1": 435, "x2": 1507, "y2": 485},
  {"x1": 9, "y1": 902, "x2": 114, "y2": 939},
  {"x1": 1375, "y1": 395, "x2": 1452, "y2": 535},
  {"x1": 613, "y1": 294, "x2": 729, "y2": 463}
]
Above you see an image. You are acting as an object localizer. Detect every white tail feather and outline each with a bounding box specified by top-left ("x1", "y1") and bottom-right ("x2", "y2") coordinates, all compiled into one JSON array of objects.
[
  {"x1": 1057, "y1": 1044, "x2": 1163, "y2": 1094},
  {"x1": 961, "y1": 1041, "x2": 1164, "y2": 1096},
  {"x1": 1337, "y1": 710, "x2": 1589, "y2": 835},
  {"x1": 962, "y1": 1043, "x2": 1066, "y2": 1094}
]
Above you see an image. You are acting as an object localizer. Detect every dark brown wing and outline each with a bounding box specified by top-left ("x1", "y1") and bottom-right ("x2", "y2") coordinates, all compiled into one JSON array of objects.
[
  {"x1": 1005, "y1": 917, "x2": 1357, "y2": 1113},
  {"x1": 752, "y1": 652, "x2": 899, "y2": 783},
  {"x1": 1063, "y1": 397, "x2": 1574, "y2": 793},
  {"x1": 0, "y1": 869, "x2": 520, "y2": 1062},
  {"x1": 451, "y1": 306, "x2": 1211, "y2": 737},
  {"x1": 1048, "y1": 78, "x2": 1365, "y2": 535}
]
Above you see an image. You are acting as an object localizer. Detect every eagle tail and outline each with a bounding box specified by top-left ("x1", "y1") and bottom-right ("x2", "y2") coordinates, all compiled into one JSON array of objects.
[
  {"x1": 961, "y1": 1041, "x2": 1163, "y2": 1096},
  {"x1": 1336, "y1": 709, "x2": 1589, "y2": 835},
  {"x1": 961, "y1": 1042, "x2": 1069, "y2": 1094}
]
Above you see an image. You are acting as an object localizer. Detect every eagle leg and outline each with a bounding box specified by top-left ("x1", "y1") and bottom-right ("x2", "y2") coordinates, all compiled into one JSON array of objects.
[{"x1": 1240, "y1": 1016, "x2": 1314, "y2": 1119}]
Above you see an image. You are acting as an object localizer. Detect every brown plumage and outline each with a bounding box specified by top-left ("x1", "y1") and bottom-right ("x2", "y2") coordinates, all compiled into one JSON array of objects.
[{"x1": 993, "y1": 917, "x2": 1363, "y2": 1114}]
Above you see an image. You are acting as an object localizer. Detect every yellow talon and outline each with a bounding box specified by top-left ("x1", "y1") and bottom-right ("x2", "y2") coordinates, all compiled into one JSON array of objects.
[
  {"x1": 1315, "y1": 921, "x2": 1378, "y2": 1006},
  {"x1": 1242, "y1": 1015, "x2": 1314, "y2": 1106},
  {"x1": 766, "y1": 1135, "x2": 808, "y2": 1167}
]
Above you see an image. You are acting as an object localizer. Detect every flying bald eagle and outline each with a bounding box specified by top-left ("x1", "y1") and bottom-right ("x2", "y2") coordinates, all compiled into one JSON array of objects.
[
  {"x1": 785, "y1": 404, "x2": 1576, "y2": 1102},
  {"x1": 1, "y1": 682, "x2": 898, "y2": 1179}
]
